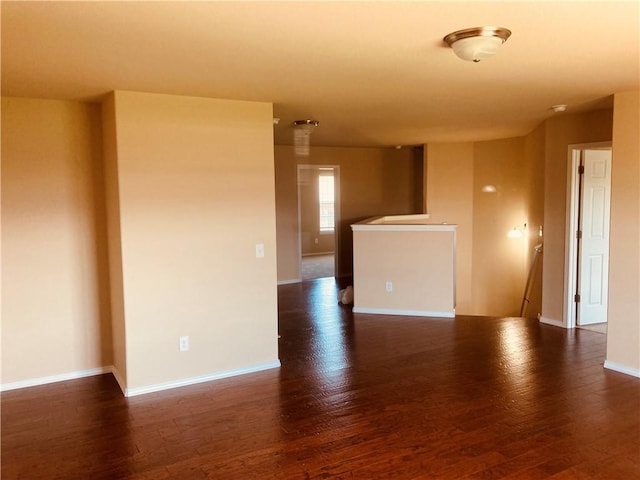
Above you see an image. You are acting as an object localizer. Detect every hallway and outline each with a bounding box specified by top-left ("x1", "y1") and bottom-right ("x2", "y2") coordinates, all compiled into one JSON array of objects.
[{"x1": 300, "y1": 254, "x2": 335, "y2": 281}]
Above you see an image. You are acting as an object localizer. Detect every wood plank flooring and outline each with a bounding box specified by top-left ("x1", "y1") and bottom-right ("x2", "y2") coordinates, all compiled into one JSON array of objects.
[{"x1": 3, "y1": 278, "x2": 639, "y2": 479}]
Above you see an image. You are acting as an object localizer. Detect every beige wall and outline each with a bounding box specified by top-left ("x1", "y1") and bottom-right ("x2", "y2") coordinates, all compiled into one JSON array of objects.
[
  {"x1": 425, "y1": 111, "x2": 611, "y2": 319},
  {"x1": 473, "y1": 137, "x2": 528, "y2": 316},
  {"x1": 353, "y1": 229, "x2": 456, "y2": 315},
  {"x1": 541, "y1": 109, "x2": 613, "y2": 323},
  {"x1": 1, "y1": 98, "x2": 112, "y2": 384},
  {"x1": 522, "y1": 123, "x2": 546, "y2": 317},
  {"x1": 106, "y1": 91, "x2": 278, "y2": 392},
  {"x1": 101, "y1": 93, "x2": 128, "y2": 386},
  {"x1": 425, "y1": 143, "x2": 474, "y2": 313},
  {"x1": 425, "y1": 137, "x2": 542, "y2": 317},
  {"x1": 274, "y1": 145, "x2": 421, "y2": 282},
  {"x1": 606, "y1": 91, "x2": 639, "y2": 373}
]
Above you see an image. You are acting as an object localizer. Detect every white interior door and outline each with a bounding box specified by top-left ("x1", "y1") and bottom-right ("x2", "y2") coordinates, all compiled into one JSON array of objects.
[{"x1": 578, "y1": 149, "x2": 612, "y2": 325}]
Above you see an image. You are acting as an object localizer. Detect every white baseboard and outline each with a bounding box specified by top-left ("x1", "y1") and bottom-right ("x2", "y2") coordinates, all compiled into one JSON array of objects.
[
  {"x1": 539, "y1": 316, "x2": 566, "y2": 328},
  {"x1": 1, "y1": 361, "x2": 282, "y2": 397},
  {"x1": 1, "y1": 366, "x2": 112, "y2": 392},
  {"x1": 123, "y1": 360, "x2": 282, "y2": 397},
  {"x1": 278, "y1": 278, "x2": 301, "y2": 285},
  {"x1": 604, "y1": 360, "x2": 640, "y2": 378},
  {"x1": 353, "y1": 307, "x2": 455, "y2": 318}
]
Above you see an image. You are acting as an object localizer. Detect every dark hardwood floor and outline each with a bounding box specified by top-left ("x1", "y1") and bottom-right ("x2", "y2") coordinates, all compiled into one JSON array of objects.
[{"x1": 3, "y1": 278, "x2": 639, "y2": 479}]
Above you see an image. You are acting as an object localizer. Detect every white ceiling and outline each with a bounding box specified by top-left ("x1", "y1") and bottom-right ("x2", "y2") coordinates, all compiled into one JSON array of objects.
[{"x1": 2, "y1": 1, "x2": 638, "y2": 147}]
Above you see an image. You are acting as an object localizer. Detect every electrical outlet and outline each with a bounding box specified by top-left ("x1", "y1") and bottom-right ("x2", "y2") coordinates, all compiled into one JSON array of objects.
[
  {"x1": 179, "y1": 336, "x2": 189, "y2": 352},
  {"x1": 255, "y1": 243, "x2": 265, "y2": 258},
  {"x1": 386, "y1": 281, "x2": 393, "y2": 292}
]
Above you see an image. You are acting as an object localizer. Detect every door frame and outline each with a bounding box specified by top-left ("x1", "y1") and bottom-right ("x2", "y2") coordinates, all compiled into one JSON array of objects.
[
  {"x1": 296, "y1": 164, "x2": 341, "y2": 279},
  {"x1": 563, "y1": 141, "x2": 612, "y2": 328}
]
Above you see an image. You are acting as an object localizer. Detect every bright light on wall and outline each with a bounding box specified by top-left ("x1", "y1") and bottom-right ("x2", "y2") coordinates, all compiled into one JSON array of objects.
[{"x1": 508, "y1": 223, "x2": 527, "y2": 238}]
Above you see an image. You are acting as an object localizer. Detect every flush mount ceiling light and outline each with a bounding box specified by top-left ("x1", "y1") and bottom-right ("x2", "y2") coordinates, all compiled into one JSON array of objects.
[
  {"x1": 443, "y1": 26, "x2": 511, "y2": 62},
  {"x1": 292, "y1": 119, "x2": 319, "y2": 157},
  {"x1": 551, "y1": 105, "x2": 567, "y2": 113}
]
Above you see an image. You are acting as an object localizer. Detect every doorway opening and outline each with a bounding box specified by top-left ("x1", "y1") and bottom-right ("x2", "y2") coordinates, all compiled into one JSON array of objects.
[
  {"x1": 564, "y1": 143, "x2": 612, "y2": 330},
  {"x1": 297, "y1": 165, "x2": 340, "y2": 281}
]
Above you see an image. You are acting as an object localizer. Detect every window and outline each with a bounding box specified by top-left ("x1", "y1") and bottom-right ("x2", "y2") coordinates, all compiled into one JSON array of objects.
[{"x1": 318, "y1": 171, "x2": 334, "y2": 233}]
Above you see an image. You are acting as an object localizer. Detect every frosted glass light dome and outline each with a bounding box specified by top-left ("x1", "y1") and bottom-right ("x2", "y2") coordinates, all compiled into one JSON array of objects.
[
  {"x1": 451, "y1": 35, "x2": 503, "y2": 62},
  {"x1": 444, "y1": 27, "x2": 511, "y2": 62}
]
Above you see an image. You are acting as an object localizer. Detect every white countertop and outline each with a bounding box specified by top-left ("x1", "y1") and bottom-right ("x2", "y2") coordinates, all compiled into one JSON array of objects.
[{"x1": 352, "y1": 214, "x2": 457, "y2": 232}]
